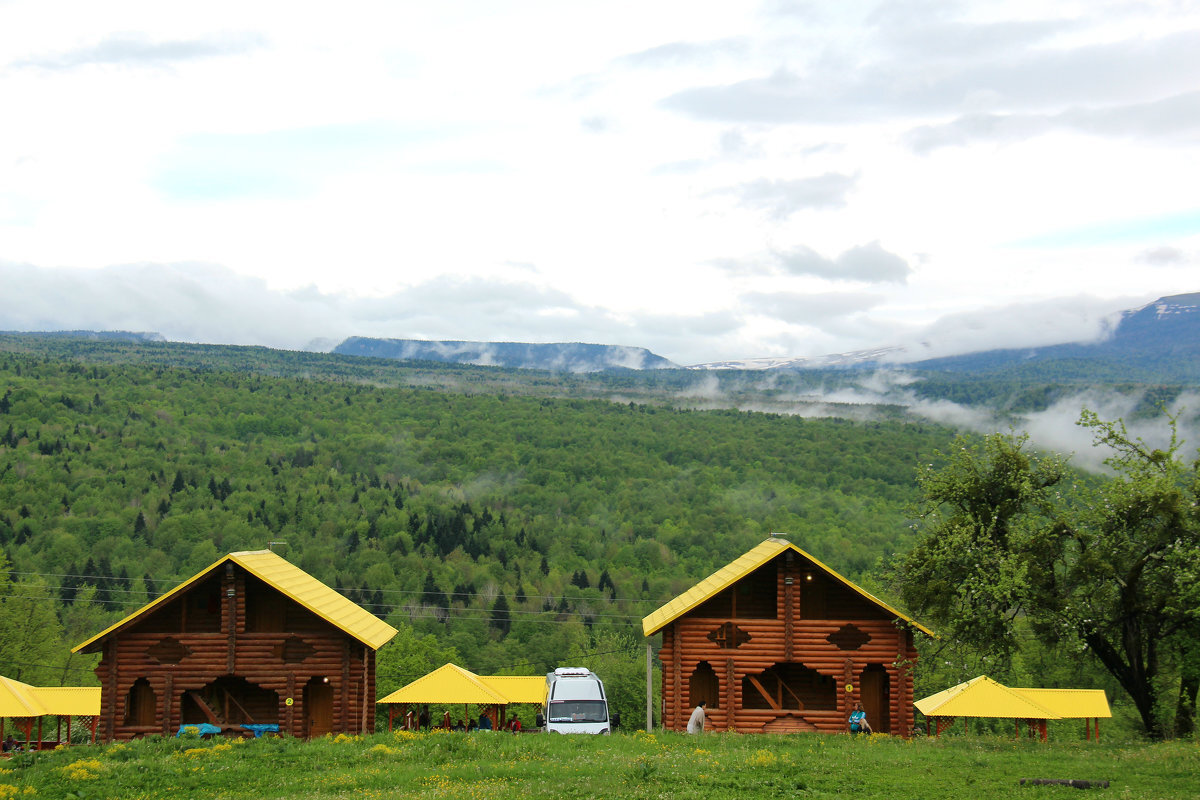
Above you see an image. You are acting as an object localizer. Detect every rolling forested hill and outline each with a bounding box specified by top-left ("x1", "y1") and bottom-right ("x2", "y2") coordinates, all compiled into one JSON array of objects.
[{"x1": 0, "y1": 335, "x2": 959, "y2": 702}]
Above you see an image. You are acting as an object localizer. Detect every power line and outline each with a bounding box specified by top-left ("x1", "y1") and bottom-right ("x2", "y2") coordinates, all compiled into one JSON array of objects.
[{"x1": 4, "y1": 569, "x2": 655, "y2": 605}]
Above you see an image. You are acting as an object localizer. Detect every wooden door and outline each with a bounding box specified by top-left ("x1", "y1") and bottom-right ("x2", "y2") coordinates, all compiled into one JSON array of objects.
[
  {"x1": 859, "y1": 666, "x2": 890, "y2": 734},
  {"x1": 304, "y1": 680, "x2": 334, "y2": 738}
]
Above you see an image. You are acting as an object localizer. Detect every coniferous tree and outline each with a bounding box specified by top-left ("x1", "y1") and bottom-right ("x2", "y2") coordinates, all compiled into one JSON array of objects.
[{"x1": 491, "y1": 592, "x2": 511, "y2": 636}]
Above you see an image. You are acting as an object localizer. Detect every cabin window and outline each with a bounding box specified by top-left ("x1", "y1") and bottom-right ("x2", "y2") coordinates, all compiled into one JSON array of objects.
[
  {"x1": 827, "y1": 624, "x2": 871, "y2": 651},
  {"x1": 124, "y1": 678, "x2": 157, "y2": 726},
  {"x1": 706, "y1": 622, "x2": 752, "y2": 649}
]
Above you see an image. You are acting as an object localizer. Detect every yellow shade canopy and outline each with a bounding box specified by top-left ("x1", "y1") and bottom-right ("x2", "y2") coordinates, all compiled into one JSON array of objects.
[
  {"x1": 378, "y1": 664, "x2": 544, "y2": 706},
  {"x1": 28, "y1": 686, "x2": 101, "y2": 717},
  {"x1": 916, "y1": 676, "x2": 1112, "y2": 720},
  {"x1": 0, "y1": 676, "x2": 48, "y2": 717}
]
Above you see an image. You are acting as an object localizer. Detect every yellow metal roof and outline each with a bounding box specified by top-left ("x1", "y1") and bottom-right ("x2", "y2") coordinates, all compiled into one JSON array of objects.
[
  {"x1": 478, "y1": 676, "x2": 547, "y2": 704},
  {"x1": 0, "y1": 676, "x2": 48, "y2": 717},
  {"x1": 641, "y1": 537, "x2": 933, "y2": 636},
  {"x1": 29, "y1": 686, "x2": 101, "y2": 716},
  {"x1": 378, "y1": 663, "x2": 510, "y2": 705},
  {"x1": 915, "y1": 676, "x2": 1061, "y2": 719},
  {"x1": 73, "y1": 550, "x2": 397, "y2": 654},
  {"x1": 1012, "y1": 688, "x2": 1111, "y2": 719}
]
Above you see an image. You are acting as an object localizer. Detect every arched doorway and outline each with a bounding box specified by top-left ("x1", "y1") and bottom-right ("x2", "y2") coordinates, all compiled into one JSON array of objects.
[
  {"x1": 688, "y1": 661, "x2": 719, "y2": 708},
  {"x1": 741, "y1": 663, "x2": 836, "y2": 710},
  {"x1": 303, "y1": 676, "x2": 334, "y2": 738},
  {"x1": 181, "y1": 675, "x2": 279, "y2": 727},
  {"x1": 859, "y1": 664, "x2": 890, "y2": 734},
  {"x1": 124, "y1": 678, "x2": 156, "y2": 726}
]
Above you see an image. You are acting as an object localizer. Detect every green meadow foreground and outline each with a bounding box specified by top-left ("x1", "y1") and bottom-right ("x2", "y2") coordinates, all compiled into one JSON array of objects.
[{"x1": 1, "y1": 730, "x2": 1196, "y2": 800}]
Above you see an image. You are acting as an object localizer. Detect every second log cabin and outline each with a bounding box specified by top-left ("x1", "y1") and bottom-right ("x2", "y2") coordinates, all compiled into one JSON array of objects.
[
  {"x1": 643, "y1": 536, "x2": 931, "y2": 735},
  {"x1": 72, "y1": 549, "x2": 397, "y2": 742}
]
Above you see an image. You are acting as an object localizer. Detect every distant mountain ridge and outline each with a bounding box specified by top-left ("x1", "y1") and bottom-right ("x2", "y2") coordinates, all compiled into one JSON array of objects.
[
  {"x1": 904, "y1": 292, "x2": 1200, "y2": 380},
  {"x1": 689, "y1": 293, "x2": 1200, "y2": 381},
  {"x1": 333, "y1": 337, "x2": 678, "y2": 372},
  {"x1": 0, "y1": 330, "x2": 165, "y2": 343}
]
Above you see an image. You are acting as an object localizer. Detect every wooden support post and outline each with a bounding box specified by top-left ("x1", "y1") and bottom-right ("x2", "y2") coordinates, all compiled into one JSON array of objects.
[
  {"x1": 361, "y1": 647, "x2": 370, "y2": 734},
  {"x1": 163, "y1": 673, "x2": 174, "y2": 736},
  {"x1": 105, "y1": 641, "x2": 117, "y2": 742},
  {"x1": 286, "y1": 673, "x2": 296, "y2": 736},
  {"x1": 725, "y1": 657, "x2": 736, "y2": 732},
  {"x1": 783, "y1": 553, "x2": 795, "y2": 662},
  {"x1": 225, "y1": 563, "x2": 237, "y2": 674},
  {"x1": 341, "y1": 642, "x2": 351, "y2": 733},
  {"x1": 645, "y1": 641, "x2": 653, "y2": 732},
  {"x1": 671, "y1": 624, "x2": 682, "y2": 730}
]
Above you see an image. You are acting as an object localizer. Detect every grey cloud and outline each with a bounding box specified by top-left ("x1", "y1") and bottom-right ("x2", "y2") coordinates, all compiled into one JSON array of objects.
[
  {"x1": 1139, "y1": 247, "x2": 1187, "y2": 265},
  {"x1": 896, "y1": 295, "x2": 1134, "y2": 361},
  {"x1": 14, "y1": 31, "x2": 267, "y2": 70},
  {"x1": 876, "y1": 17, "x2": 1080, "y2": 60},
  {"x1": 661, "y1": 28, "x2": 1200, "y2": 124},
  {"x1": 0, "y1": 262, "x2": 752, "y2": 366},
  {"x1": 580, "y1": 116, "x2": 610, "y2": 133},
  {"x1": 777, "y1": 241, "x2": 910, "y2": 283},
  {"x1": 721, "y1": 173, "x2": 855, "y2": 218},
  {"x1": 618, "y1": 38, "x2": 750, "y2": 69},
  {"x1": 740, "y1": 290, "x2": 882, "y2": 322},
  {"x1": 905, "y1": 90, "x2": 1200, "y2": 152}
]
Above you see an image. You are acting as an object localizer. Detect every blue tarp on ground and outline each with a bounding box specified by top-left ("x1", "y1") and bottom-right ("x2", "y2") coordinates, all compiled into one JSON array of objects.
[
  {"x1": 175, "y1": 723, "x2": 280, "y2": 738},
  {"x1": 176, "y1": 724, "x2": 222, "y2": 737},
  {"x1": 241, "y1": 724, "x2": 279, "y2": 737}
]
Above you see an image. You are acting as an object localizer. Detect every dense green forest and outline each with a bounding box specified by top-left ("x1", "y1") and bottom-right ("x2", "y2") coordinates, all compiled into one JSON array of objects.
[
  {"x1": 0, "y1": 338, "x2": 964, "y2": 726},
  {"x1": 0, "y1": 334, "x2": 1192, "y2": 735}
]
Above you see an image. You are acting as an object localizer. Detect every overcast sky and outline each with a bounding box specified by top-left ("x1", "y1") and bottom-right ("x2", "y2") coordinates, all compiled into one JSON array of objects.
[{"x1": 3, "y1": 0, "x2": 1198, "y2": 365}]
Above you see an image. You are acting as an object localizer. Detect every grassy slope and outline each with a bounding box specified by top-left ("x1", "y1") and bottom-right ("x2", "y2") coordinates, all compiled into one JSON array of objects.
[{"x1": 3, "y1": 730, "x2": 1196, "y2": 800}]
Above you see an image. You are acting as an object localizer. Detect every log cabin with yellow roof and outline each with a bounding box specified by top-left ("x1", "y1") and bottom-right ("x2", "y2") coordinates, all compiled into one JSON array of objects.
[
  {"x1": 72, "y1": 550, "x2": 397, "y2": 742},
  {"x1": 642, "y1": 535, "x2": 931, "y2": 735}
]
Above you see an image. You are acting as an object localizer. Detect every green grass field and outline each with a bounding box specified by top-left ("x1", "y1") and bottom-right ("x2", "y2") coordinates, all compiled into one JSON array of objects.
[{"x1": 1, "y1": 729, "x2": 1196, "y2": 800}]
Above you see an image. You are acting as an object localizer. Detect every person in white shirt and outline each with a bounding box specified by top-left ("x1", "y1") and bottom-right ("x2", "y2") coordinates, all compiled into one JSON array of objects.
[{"x1": 687, "y1": 701, "x2": 707, "y2": 733}]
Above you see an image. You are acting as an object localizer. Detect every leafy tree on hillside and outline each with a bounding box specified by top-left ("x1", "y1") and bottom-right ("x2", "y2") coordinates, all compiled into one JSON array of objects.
[{"x1": 895, "y1": 414, "x2": 1200, "y2": 737}]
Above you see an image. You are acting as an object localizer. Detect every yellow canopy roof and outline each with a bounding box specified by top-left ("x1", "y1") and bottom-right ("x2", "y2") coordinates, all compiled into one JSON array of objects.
[
  {"x1": 641, "y1": 537, "x2": 933, "y2": 636},
  {"x1": 1012, "y1": 688, "x2": 1111, "y2": 719},
  {"x1": 915, "y1": 676, "x2": 1060, "y2": 719},
  {"x1": 73, "y1": 550, "x2": 398, "y2": 654},
  {"x1": 379, "y1": 664, "x2": 508, "y2": 705},
  {"x1": 478, "y1": 676, "x2": 547, "y2": 704},
  {"x1": 0, "y1": 678, "x2": 102, "y2": 717},
  {"x1": 378, "y1": 664, "x2": 544, "y2": 705},
  {"x1": 0, "y1": 676, "x2": 48, "y2": 717},
  {"x1": 29, "y1": 686, "x2": 101, "y2": 716}
]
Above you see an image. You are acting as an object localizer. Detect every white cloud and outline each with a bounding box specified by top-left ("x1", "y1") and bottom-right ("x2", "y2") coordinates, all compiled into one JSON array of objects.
[{"x1": 1, "y1": 0, "x2": 1198, "y2": 364}]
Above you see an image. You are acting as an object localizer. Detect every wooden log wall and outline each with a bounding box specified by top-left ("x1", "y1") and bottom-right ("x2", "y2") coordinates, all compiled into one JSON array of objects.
[
  {"x1": 91, "y1": 568, "x2": 378, "y2": 742},
  {"x1": 658, "y1": 553, "x2": 920, "y2": 736}
]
